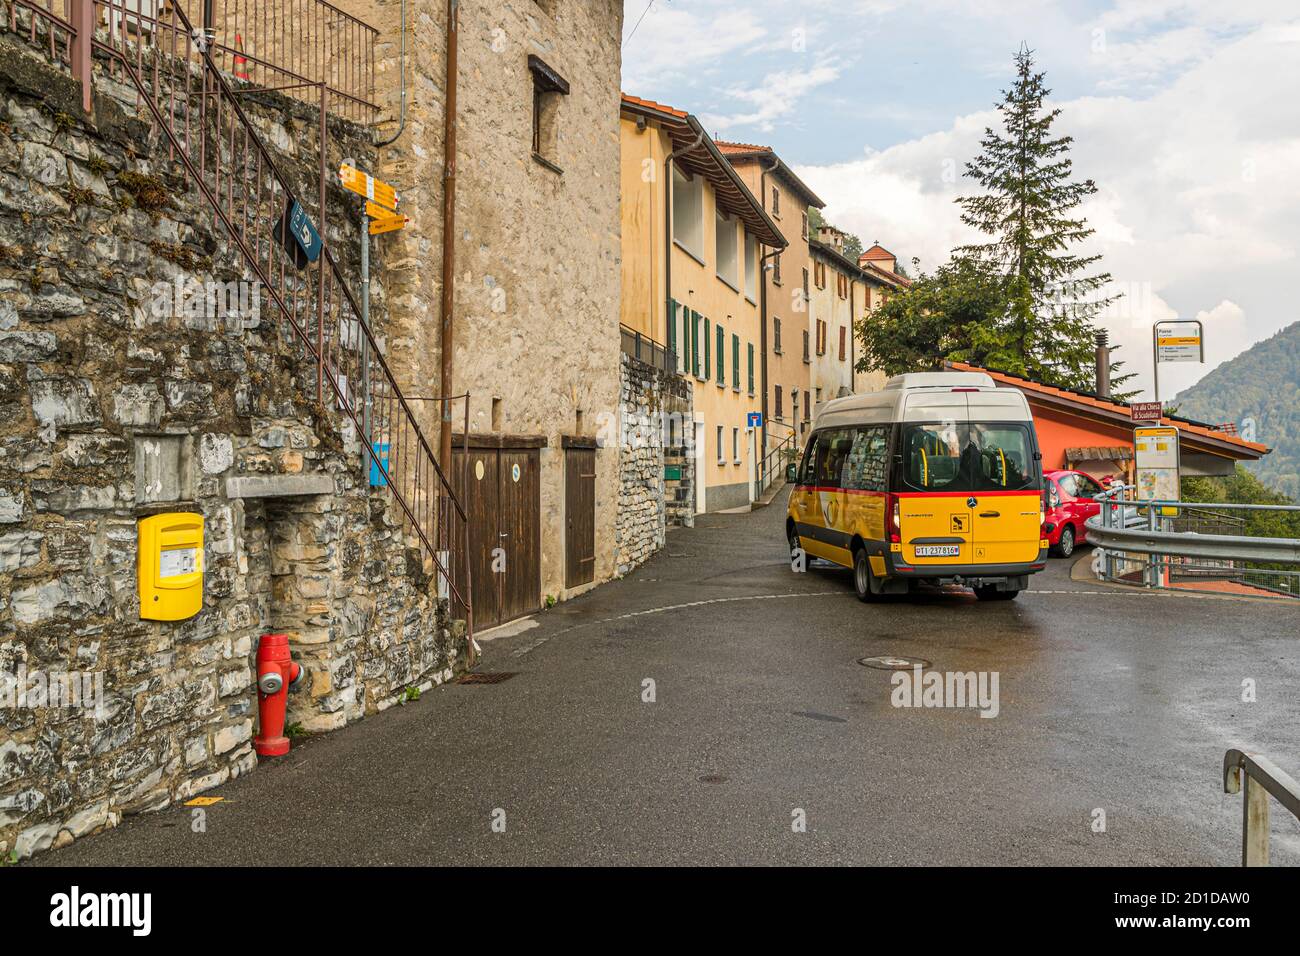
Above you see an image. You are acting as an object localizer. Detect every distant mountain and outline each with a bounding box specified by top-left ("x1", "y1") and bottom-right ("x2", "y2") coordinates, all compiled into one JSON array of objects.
[{"x1": 1173, "y1": 321, "x2": 1300, "y2": 498}]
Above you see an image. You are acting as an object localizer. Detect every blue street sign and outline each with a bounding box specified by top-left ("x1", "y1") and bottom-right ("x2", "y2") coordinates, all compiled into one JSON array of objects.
[
  {"x1": 747, "y1": 412, "x2": 763, "y2": 428},
  {"x1": 288, "y1": 201, "x2": 322, "y2": 263}
]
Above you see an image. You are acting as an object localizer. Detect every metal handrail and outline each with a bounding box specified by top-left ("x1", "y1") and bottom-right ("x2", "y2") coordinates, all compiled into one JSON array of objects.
[
  {"x1": 1223, "y1": 749, "x2": 1300, "y2": 866},
  {"x1": 755, "y1": 430, "x2": 796, "y2": 500}
]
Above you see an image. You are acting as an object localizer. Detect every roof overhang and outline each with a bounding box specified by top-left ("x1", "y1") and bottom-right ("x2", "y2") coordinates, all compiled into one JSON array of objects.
[
  {"x1": 721, "y1": 148, "x2": 825, "y2": 210},
  {"x1": 945, "y1": 361, "x2": 1269, "y2": 461},
  {"x1": 621, "y1": 98, "x2": 786, "y2": 249},
  {"x1": 1027, "y1": 387, "x2": 1267, "y2": 461}
]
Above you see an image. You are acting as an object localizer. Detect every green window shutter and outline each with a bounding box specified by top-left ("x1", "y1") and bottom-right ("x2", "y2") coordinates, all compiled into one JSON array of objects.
[
  {"x1": 691, "y1": 310, "x2": 700, "y2": 377},
  {"x1": 747, "y1": 342, "x2": 755, "y2": 394},
  {"x1": 716, "y1": 324, "x2": 725, "y2": 384},
  {"x1": 667, "y1": 298, "x2": 677, "y2": 362},
  {"x1": 732, "y1": 334, "x2": 740, "y2": 389},
  {"x1": 703, "y1": 318, "x2": 711, "y2": 381}
]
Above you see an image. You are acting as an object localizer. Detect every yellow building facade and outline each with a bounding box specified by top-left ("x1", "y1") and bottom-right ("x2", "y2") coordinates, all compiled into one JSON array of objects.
[{"x1": 620, "y1": 96, "x2": 786, "y2": 512}]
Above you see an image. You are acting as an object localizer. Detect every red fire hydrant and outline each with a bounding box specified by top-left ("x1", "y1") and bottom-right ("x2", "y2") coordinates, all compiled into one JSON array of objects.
[{"x1": 254, "y1": 633, "x2": 304, "y2": 757}]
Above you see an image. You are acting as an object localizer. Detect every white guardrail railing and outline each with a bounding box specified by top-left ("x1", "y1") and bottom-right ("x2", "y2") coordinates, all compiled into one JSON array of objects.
[
  {"x1": 1224, "y1": 749, "x2": 1300, "y2": 866},
  {"x1": 1085, "y1": 485, "x2": 1300, "y2": 592}
]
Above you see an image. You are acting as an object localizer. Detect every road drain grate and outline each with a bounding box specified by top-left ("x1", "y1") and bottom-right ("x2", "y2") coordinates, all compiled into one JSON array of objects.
[
  {"x1": 455, "y1": 672, "x2": 519, "y2": 685},
  {"x1": 858, "y1": 655, "x2": 931, "y2": 670},
  {"x1": 697, "y1": 774, "x2": 728, "y2": 784}
]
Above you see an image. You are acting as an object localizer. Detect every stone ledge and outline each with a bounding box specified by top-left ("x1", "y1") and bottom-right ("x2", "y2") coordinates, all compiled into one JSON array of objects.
[{"x1": 225, "y1": 475, "x2": 335, "y2": 499}]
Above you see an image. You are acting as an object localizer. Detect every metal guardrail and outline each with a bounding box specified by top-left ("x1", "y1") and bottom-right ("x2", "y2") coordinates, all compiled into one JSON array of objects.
[
  {"x1": 1224, "y1": 749, "x2": 1300, "y2": 866},
  {"x1": 620, "y1": 324, "x2": 678, "y2": 375},
  {"x1": 8, "y1": 0, "x2": 379, "y2": 123},
  {"x1": 1087, "y1": 486, "x2": 1300, "y2": 593}
]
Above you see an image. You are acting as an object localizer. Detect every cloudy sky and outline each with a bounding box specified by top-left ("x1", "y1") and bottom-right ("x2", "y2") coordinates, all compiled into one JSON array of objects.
[{"x1": 622, "y1": 0, "x2": 1300, "y2": 401}]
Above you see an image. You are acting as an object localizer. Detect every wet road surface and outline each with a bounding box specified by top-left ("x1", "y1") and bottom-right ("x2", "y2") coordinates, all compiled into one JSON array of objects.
[{"x1": 37, "y1": 489, "x2": 1300, "y2": 865}]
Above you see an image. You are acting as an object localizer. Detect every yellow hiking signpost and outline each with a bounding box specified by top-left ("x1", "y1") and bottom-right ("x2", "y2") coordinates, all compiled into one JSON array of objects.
[
  {"x1": 340, "y1": 166, "x2": 409, "y2": 236},
  {"x1": 369, "y1": 214, "x2": 410, "y2": 235},
  {"x1": 339, "y1": 164, "x2": 399, "y2": 212}
]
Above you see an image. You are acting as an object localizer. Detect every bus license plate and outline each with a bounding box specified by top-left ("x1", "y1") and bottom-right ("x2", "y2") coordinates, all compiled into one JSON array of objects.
[{"x1": 915, "y1": 545, "x2": 960, "y2": 557}]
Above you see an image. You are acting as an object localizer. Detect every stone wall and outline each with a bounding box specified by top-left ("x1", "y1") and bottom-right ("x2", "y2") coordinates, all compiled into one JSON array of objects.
[
  {"x1": 0, "y1": 31, "x2": 463, "y2": 860},
  {"x1": 616, "y1": 353, "x2": 693, "y2": 576}
]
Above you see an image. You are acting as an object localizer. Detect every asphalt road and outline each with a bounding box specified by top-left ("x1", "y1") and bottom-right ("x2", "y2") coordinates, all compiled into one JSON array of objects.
[{"x1": 37, "y1": 490, "x2": 1300, "y2": 866}]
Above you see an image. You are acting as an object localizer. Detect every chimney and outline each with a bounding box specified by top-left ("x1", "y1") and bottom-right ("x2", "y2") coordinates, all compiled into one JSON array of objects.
[{"x1": 1094, "y1": 330, "x2": 1111, "y2": 399}]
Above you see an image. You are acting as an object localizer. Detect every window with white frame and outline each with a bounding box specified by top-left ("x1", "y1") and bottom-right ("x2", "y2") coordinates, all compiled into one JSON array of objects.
[
  {"x1": 672, "y1": 166, "x2": 704, "y2": 259},
  {"x1": 715, "y1": 210, "x2": 739, "y2": 288},
  {"x1": 732, "y1": 426, "x2": 741, "y2": 463},
  {"x1": 716, "y1": 424, "x2": 725, "y2": 464}
]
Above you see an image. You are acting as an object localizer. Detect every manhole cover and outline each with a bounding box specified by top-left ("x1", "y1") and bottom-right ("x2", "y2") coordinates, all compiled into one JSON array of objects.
[
  {"x1": 455, "y1": 672, "x2": 518, "y2": 684},
  {"x1": 858, "y1": 655, "x2": 931, "y2": 670},
  {"x1": 697, "y1": 774, "x2": 728, "y2": 785}
]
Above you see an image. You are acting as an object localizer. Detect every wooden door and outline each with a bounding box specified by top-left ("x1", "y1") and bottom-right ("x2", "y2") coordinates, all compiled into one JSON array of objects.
[
  {"x1": 565, "y1": 447, "x2": 596, "y2": 588},
  {"x1": 453, "y1": 448, "x2": 502, "y2": 629},
  {"x1": 497, "y1": 448, "x2": 541, "y2": 623}
]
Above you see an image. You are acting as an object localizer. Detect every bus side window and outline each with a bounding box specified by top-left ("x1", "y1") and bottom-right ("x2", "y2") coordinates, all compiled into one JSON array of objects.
[
  {"x1": 818, "y1": 430, "x2": 853, "y2": 488},
  {"x1": 844, "y1": 426, "x2": 888, "y2": 491},
  {"x1": 798, "y1": 435, "x2": 819, "y2": 486}
]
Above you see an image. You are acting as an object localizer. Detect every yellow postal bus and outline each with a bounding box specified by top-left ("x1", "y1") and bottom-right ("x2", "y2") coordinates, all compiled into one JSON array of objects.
[{"x1": 787, "y1": 371, "x2": 1048, "y2": 601}]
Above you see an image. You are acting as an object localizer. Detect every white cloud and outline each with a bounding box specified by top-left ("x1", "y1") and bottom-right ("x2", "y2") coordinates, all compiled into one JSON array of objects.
[
  {"x1": 795, "y1": 20, "x2": 1300, "y2": 400},
  {"x1": 700, "y1": 62, "x2": 843, "y2": 134},
  {"x1": 621, "y1": 4, "x2": 769, "y2": 92}
]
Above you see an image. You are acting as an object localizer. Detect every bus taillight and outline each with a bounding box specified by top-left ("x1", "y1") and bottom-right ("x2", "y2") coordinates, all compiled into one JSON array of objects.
[{"x1": 888, "y1": 494, "x2": 901, "y2": 543}]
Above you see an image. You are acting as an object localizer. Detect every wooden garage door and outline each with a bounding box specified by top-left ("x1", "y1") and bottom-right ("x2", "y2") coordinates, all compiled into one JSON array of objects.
[
  {"x1": 565, "y1": 446, "x2": 596, "y2": 588},
  {"x1": 452, "y1": 445, "x2": 541, "y2": 630},
  {"x1": 497, "y1": 448, "x2": 541, "y2": 624}
]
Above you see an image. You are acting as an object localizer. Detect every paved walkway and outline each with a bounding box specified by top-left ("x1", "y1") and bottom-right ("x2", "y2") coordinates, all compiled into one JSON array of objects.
[{"x1": 35, "y1": 491, "x2": 1300, "y2": 865}]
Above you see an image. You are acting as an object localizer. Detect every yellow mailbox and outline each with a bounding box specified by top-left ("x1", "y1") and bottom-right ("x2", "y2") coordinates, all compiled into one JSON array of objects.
[{"x1": 138, "y1": 513, "x2": 204, "y2": 621}]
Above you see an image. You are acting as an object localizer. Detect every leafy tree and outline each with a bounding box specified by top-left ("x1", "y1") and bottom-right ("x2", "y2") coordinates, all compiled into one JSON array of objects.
[
  {"x1": 953, "y1": 45, "x2": 1120, "y2": 391},
  {"x1": 857, "y1": 258, "x2": 1015, "y2": 376},
  {"x1": 1183, "y1": 466, "x2": 1300, "y2": 541}
]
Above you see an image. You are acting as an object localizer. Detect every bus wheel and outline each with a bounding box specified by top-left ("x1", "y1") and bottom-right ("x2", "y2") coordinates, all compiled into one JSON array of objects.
[
  {"x1": 853, "y1": 548, "x2": 883, "y2": 603},
  {"x1": 974, "y1": 585, "x2": 1019, "y2": 601}
]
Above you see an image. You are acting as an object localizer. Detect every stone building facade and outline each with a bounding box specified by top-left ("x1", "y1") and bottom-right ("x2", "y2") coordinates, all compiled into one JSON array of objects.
[
  {"x1": 341, "y1": 0, "x2": 626, "y2": 621},
  {"x1": 0, "y1": 32, "x2": 463, "y2": 860}
]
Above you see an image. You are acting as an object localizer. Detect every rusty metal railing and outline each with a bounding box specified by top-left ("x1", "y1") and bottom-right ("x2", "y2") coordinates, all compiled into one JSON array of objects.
[
  {"x1": 5, "y1": 0, "x2": 471, "y2": 645},
  {"x1": 1223, "y1": 749, "x2": 1300, "y2": 866},
  {"x1": 8, "y1": 0, "x2": 378, "y2": 123}
]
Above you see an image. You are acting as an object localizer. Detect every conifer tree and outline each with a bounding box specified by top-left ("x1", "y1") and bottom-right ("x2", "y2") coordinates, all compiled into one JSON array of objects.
[{"x1": 954, "y1": 45, "x2": 1120, "y2": 391}]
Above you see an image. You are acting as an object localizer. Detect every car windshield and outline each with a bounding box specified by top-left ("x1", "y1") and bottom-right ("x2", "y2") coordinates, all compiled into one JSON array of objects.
[{"x1": 901, "y1": 423, "x2": 1036, "y2": 492}]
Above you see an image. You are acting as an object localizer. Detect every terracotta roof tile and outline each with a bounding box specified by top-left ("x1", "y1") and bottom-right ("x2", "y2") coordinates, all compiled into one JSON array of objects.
[
  {"x1": 619, "y1": 93, "x2": 687, "y2": 119},
  {"x1": 946, "y1": 361, "x2": 1270, "y2": 456}
]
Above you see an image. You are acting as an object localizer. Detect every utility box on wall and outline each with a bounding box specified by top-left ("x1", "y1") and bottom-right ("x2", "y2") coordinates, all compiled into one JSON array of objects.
[{"x1": 138, "y1": 512, "x2": 205, "y2": 621}]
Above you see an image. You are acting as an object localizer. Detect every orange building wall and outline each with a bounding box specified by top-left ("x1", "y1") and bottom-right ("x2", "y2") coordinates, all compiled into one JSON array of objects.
[{"x1": 1028, "y1": 402, "x2": 1133, "y2": 480}]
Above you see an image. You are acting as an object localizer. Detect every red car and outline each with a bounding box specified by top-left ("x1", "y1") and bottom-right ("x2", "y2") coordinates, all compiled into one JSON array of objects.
[{"x1": 1043, "y1": 469, "x2": 1109, "y2": 557}]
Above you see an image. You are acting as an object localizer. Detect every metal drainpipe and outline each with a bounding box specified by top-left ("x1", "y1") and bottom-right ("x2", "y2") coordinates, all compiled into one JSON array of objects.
[
  {"x1": 375, "y1": 0, "x2": 408, "y2": 147},
  {"x1": 438, "y1": 0, "x2": 459, "y2": 466},
  {"x1": 758, "y1": 156, "x2": 779, "y2": 466},
  {"x1": 360, "y1": 214, "x2": 372, "y2": 482},
  {"x1": 848, "y1": 277, "x2": 855, "y2": 394}
]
